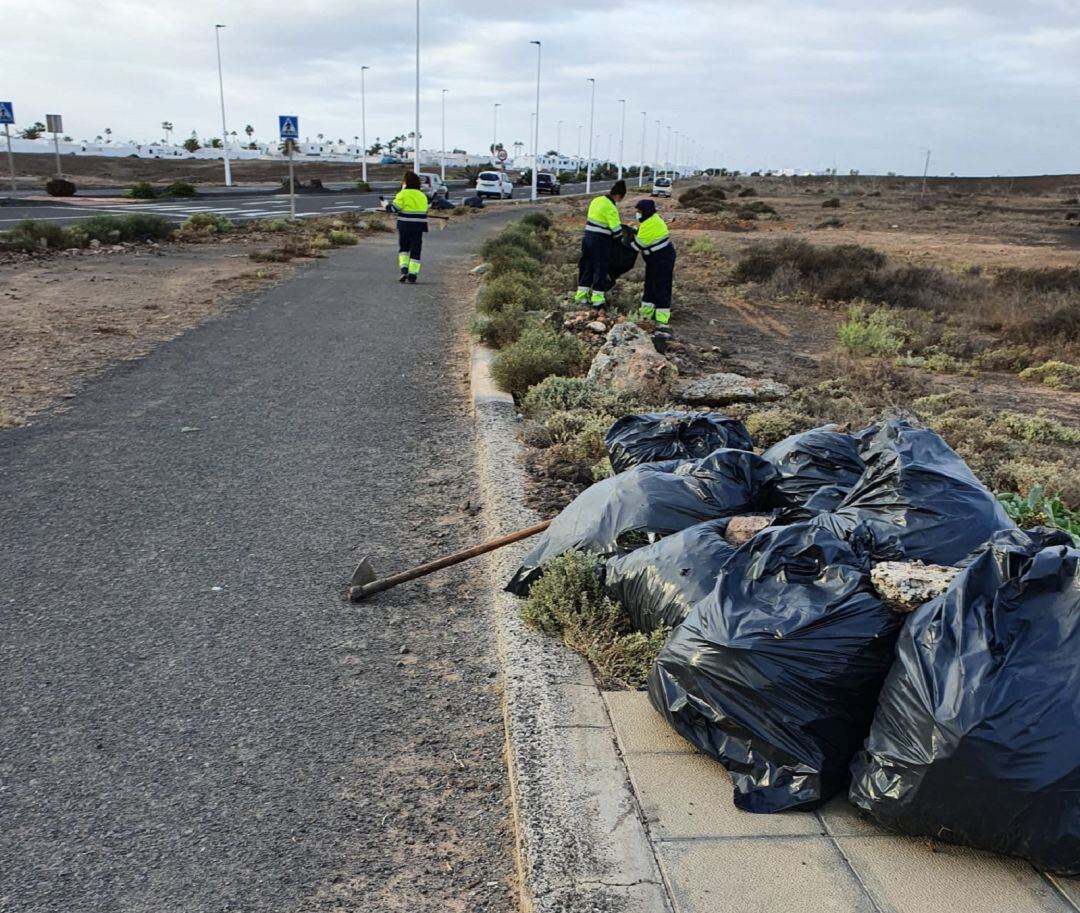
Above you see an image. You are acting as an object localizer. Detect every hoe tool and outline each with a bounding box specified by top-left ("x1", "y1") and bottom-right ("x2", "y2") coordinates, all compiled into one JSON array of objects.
[{"x1": 348, "y1": 519, "x2": 552, "y2": 602}]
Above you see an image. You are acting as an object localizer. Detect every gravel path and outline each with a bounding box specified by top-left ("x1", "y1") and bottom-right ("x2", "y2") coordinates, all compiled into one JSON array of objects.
[{"x1": 0, "y1": 212, "x2": 523, "y2": 912}]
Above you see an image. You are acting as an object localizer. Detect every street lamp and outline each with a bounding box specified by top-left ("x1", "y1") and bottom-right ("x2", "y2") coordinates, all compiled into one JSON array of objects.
[
  {"x1": 577, "y1": 124, "x2": 582, "y2": 171},
  {"x1": 413, "y1": 0, "x2": 420, "y2": 172},
  {"x1": 530, "y1": 40, "x2": 541, "y2": 202},
  {"x1": 638, "y1": 111, "x2": 647, "y2": 187},
  {"x1": 665, "y1": 126, "x2": 671, "y2": 179},
  {"x1": 214, "y1": 24, "x2": 232, "y2": 187},
  {"x1": 361, "y1": 66, "x2": 369, "y2": 183},
  {"x1": 441, "y1": 88, "x2": 447, "y2": 182},
  {"x1": 557, "y1": 120, "x2": 562, "y2": 156},
  {"x1": 493, "y1": 102, "x2": 500, "y2": 164},
  {"x1": 672, "y1": 130, "x2": 679, "y2": 179},
  {"x1": 617, "y1": 98, "x2": 626, "y2": 181},
  {"x1": 586, "y1": 78, "x2": 595, "y2": 194}
]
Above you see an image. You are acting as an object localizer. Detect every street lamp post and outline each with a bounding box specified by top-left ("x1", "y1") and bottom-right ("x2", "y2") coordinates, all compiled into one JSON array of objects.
[
  {"x1": 617, "y1": 98, "x2": 626, "y2": 181},
  {"x1": 577, "y1": 124, "x2": 582, "y2": 171},
  {"x1": 557, "y1": 120, "x2": 562, "y2": 156},
  {"x1": 585, "y1": 78, "x2": 595, "y2": 194},
  {"x1": 530, "y1": 40, "x2": 541, "y2": 202},
  {"x1": 492, "y1": 103, "x2": 500, "y2": 164},
  {"x1": 214, "y1": 24, "x2": 232, "y2": 187},
  {"x1": 653, "y1": 119, "x2": 660, "y2": 184},
  {"x1": 665, "y1": 126, "x2": 671, "y2": 179},
  {"x1": 441, "y1": 88, "x2": 447, "y2": 182},
  {"x1": 413, "y1": 0, "x2": 420, "y2": 172},
  {"x1": 672, "y1": 130, "x2": 679, "y2": 179},
  {"x1": 637, "y1": 111, "x2": 646, "y2": 187},
  {"x1": 361, "y1": 66, "x2": 369, "y2": 183}
]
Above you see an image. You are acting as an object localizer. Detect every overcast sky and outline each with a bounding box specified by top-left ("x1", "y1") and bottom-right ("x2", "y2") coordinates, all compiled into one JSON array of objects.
[{"x1": 5, "y1": 0, "x2": 1076, "y2": 175}]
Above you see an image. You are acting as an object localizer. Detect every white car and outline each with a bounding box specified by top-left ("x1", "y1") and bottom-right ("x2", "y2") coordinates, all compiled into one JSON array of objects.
[
  {"x1": 417, "y1": 173, "x2": 448, "y2": 199},
  {"x1": 475, "y1": 170, "x2": 514, "y2": 200},
  {"x1": 652, "y1": 176, "x2": 673, "y2": 198}
]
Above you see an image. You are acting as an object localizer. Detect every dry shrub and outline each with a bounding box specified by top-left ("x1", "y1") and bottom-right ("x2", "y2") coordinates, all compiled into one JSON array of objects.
[{"x1": 520, "y1": 550, "x2": 669, "y2": 689}]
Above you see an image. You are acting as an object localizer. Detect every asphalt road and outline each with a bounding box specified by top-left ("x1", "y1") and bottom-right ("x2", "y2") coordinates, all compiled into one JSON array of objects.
[
  {"x1": 0, "y1": 210, "x2": 529, "y2": 911},
  {"x1": 0, "y1": 178, "x2": 630, "y2": 227}
]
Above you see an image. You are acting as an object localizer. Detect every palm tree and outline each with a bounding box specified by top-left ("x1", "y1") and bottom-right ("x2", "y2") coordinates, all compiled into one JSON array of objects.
[
  {"x1": 104, "y1": 127, "x2": 112, "y2": 143},
  {"x1": 162, "y1": 121, "x2": 173, "y2": 144},
  {"x1": 245, "y1": 124, "x2": 254, "y2": 141}
]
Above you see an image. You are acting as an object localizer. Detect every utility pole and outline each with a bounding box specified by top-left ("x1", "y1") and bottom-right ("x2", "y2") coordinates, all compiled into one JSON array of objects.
[
  {"x1": 577, "y1": 124, "x2": 582, "y2": 171},
  {"x1": 492, "y1": 102, "x2": 500, "y2": 164},
  {"x1": 920, "y1": 148, "x2": 932, "y2": 201},
  {"x1": 414, "y1": 0, "x2": 421, "y2": 173},
  {"x1": 214, "y1": 24, "x2": 232, "y2": 186},
  {"x1": 361, "y1": 66, "x2": 369, "y2": 183},
  {"x1": 665, "y1": 126, "x2": 671, "y2": 179},
  {"x1": 557, "y1": 120, "x2": 562, "y2": 156},
  {"x1": 617, "y1": 98, "x2": 626, "y2": 181},
  {"x1": 586, "y1": 78, "x2": 596, "y2": 194},
  {"x1": 531, "y1": 40, "x2": 541, "y2": 202},
  {"x1": 637, "y1": 111, "x2": 646, "y2": 187},
  {"x1": 438, "y1": 88, "x2": 447, "y2": 181}
]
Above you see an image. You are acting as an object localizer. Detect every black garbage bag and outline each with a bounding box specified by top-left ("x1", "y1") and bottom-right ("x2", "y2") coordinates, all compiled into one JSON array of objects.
[
  {"x1": 463, "y1": 195, "x2": 485, "y2": 209},
  {"x1": 604, "y1": 519, "x2": 737, "y2": 633},
  {"x1": 812, "y1": 419, "x2": 1014, "y2": 564},
  {"x1": 849, "y1": 527, "x2": 1080, "y2": 874},
  {"x1": 605, "y1": 412, "x2": 753, "y2": 474},
  {"x1": 507, "y1": 449, "x2": 776, "y2": 596},
  {"x1": 649, "y1": 522, "x2": 903, "y2": 813},
  {"x1": 761, "y1": 428, "x2": 865, "y2": 508},
  {"x1": 430, "y1": 195, "x2": 455, "y2": 210},
  {"x1": 608, "y1": 229, "x2": 639, "y2": 283}
]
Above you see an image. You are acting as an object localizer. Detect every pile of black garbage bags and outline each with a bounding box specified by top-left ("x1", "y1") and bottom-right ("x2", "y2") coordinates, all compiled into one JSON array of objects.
[{"x1": 508, "y1": 413, "x2": 1080, "y2": 875}]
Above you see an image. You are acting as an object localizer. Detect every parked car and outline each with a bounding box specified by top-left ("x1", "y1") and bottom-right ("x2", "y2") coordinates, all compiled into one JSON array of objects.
[
  {"x1": 475, "y1": 170, "x2": 514, "y2": 200},
  {"x1": 379, "y1": 155, "x2": 402, "y2": 165},
  {"x1": 652, "y1": 176, "x2": 673, "y2": 198},
  {"x1": 536, "y1": 172, "x2": 561, "y2": 195},
  {"x1": 417, "y1": 172, "x2": 449, "y2": 199}
]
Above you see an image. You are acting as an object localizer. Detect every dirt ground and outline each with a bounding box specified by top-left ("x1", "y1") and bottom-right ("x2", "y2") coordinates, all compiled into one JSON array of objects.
[
  {"x1": 6, "y1": 152, "x2": 469, "y2": 188},
  {"x1": 511, "y1": 174, "x2": 1080, "y2": 514},
  {"x1": 0, "y1": 243, "x2": 302, "y2": 426}
]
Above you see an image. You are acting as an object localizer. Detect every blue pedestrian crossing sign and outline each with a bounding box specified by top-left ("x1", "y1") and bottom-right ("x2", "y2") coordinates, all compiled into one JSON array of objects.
[
  {"x1": 278, "y1": 115, "x2": 299, "y2": 140},
  {"x1": 0, "y1": 102, "x2": 13, "y2": 125}
]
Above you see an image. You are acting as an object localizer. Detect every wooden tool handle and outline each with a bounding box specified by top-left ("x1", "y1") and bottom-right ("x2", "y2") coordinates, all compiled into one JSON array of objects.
[{"x1": 348, "y1": 519, "x2": 553, "y2": 602}]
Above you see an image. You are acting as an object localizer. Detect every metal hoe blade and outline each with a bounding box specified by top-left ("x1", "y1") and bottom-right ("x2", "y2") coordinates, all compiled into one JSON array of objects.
[{"x1": 349, "y1": 557, "x2": 378, "y2": 589}]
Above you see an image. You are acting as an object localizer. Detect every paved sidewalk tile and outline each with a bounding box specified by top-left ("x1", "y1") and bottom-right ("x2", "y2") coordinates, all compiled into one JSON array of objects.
[
  {"x1": 839, "y1": 836, "x2": 1072, "y2": 913},
  {"x1": 629, "y1": 752, "x2": 822, "y2": 839},
  {"x1": 817, "y1": 793, "x2": 886, "y2": 838},
  {"x1": 604, "y1": 691, "x2": 694, "y2": 755},
  {"x1": 657, "y1": 837, "x2": 875, "y2": 913}
]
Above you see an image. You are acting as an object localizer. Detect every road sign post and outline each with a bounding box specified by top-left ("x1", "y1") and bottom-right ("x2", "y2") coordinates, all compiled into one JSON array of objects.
[
  {"x1": 0, "y1": 102, "x2": 14, "y2": 192},
  {"x1": 46, "y1": 114, "x2": 63, "y2": 177},
  {"x1": 279, "y1": 116, "x2": 299, "y2": 220}
]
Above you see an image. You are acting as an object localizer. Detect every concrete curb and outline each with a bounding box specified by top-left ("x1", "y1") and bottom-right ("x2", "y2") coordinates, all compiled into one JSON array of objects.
[{"x1": 469, "y1": 342, "x2": 672, "y2": 913}]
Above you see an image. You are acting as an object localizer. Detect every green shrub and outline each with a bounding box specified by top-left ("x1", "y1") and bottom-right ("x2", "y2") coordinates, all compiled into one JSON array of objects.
[
  {"x1": 469, "y1": 306, "x2": 528, "y2": 348},
  {"x1": 45, "y1": 178, "x2": 76, "y2": 197},
  {"x1": 481, "y1": 225, "x2": 543, "y2": 261},
  {"x1": 998, "y1": 411, "x2": 1080, "y2": 445},
  {"x1": 178, "y1": 212, "x2": 233, "y2": 235},
  {"x1": 520, "y1": 550, "x2": 667, "y2": 689},
  {"x1": 327, "y1": 229, "x2": 358, "y2": 246},
  {"x1": 744, "y1": 408, "x2": 814, "y2": 447},
  {"x1": 522, "y1": 376, "x2": 601, "y2": 416},
  {"x1": 355, "y1": 180, "x2": 372, "y2": 192},
  {"x1": 127, "y1": 181, "x2": 157, "y2": 199},
  {"x1": 520, "y1": 211, "x2": 553, "y2": 230},
  {"x1": 309, "y1": 235, "x2": 333, "y2": 250},
  {"x1": 253, "y1": 218, "x2": 291, "y2": 233},
  {"x1": 737, "y1": 187, "x2": 757, "y2": 197},
  {"x1": 490, "y1": 325, "x2": 589, "y2": 397},
  {"x1": 912, "y1": 390, "x2": 974, "y2": 416},
  {"x1": 1019, "y1": 360, "x2": 1080, "y2": 391},
  {"x1": 161, "y1": 180, "x2": 197, "y2": 199},
  {"x1": 837, "y1": 304, "x2": 907, "y2": 356},
  {"x1": 678, "y1": 185, "x2": 727, "y2": 212},
  {"x1": 822, "y1": 197, "x2": 841, "y2": 208},
  {"x1": 488, "y1": 246, "x2": 541, "y2": 278},
  {"x1": 733, "y1": 239, "x2": 886, "y2": 285},
  {"x1": 477, "y1": 273, "x2": 545, "y2": 314},
  {"x1": 997, "y1": 486, "x2": 1080, "y2": 544},
  {"x1": 687, "y1": 236, "x2": 718, "y2": 256},
  {"x1": 1, "y1": 219, "x2": 70, "y2": 251},
  {"x1": 735, "y1": 201, "x2": 777, "y2": 219},
  {"x1": 994, "y1": 267, "x2": 1080, "y2": 296},
  {"x1": 79, "y1": 213, "x2": 174, "y2": 243}
]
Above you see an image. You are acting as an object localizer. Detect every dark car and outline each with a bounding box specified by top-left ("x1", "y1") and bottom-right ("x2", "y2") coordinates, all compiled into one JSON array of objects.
[{"x1": 536, "y1": 172, "x2": 561, "y2": 195}]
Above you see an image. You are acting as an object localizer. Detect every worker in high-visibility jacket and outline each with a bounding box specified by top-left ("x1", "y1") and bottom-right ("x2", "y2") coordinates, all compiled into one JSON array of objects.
[
  {"x1": 575, "y1": 180, "x2": 627, "y2": 310},
  {"x1": 387, "y1": 171, "x2": 429, "y2": 283},
  {"x1": 631, "y1": 198, "x2": 676, "y2": 334}
]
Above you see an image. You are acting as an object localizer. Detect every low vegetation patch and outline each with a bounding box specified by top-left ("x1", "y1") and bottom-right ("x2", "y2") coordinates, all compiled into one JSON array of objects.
[
  {"x1": 177, "y1": 212, "x2": 234, "y2": 237},
  {"x1": 521, "y1": 550, "x2": 669, "y2": 689},
  {"x1": 490, "y1": 325, "x2": 589, "y2": 397}
]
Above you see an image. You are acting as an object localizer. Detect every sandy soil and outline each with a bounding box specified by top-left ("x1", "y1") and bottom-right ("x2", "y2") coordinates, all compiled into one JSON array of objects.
[{"x1": 0, "y1": 243, "x2": 299, "y2": 426}]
